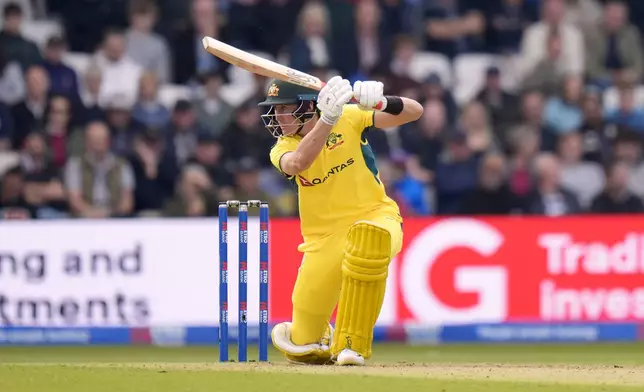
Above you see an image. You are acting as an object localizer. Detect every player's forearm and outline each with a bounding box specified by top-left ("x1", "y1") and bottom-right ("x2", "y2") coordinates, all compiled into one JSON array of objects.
[
  {"x1": 396, "y1": 97, "x2": 424, "y2": 122},
  {"x1": 374, "y1": 96, "x2": 423, "y2": 129},
  {"x1": 291, "y1": 121, "x2": 334, "y2": 172}
]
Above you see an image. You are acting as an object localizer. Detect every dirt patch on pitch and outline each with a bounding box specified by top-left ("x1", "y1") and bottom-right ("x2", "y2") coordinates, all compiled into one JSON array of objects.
[{"x1": 17, "y1": 362, "x2": 644, "y2": 387}]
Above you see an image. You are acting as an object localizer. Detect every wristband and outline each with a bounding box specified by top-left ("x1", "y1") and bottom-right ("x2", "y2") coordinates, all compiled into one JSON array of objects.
[{"x1": 382, "y1": 96, "x2": 403, "y2": 115}]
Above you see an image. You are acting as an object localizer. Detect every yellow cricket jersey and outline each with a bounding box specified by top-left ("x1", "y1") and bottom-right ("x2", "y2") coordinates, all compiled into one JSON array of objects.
[{"x1": 269, "y1": 105, "x2": 402, "y2": 242}]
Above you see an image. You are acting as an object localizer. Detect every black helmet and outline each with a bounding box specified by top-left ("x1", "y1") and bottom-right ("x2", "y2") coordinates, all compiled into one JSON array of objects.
[{"x1": 258, "y1": 79, "x2": 318, "y2": 137}]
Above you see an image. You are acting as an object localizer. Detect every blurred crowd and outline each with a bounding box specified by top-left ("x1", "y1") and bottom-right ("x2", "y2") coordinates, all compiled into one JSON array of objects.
[{"x1": 1, "y1": 0, "x2": 644, "y2": 219}]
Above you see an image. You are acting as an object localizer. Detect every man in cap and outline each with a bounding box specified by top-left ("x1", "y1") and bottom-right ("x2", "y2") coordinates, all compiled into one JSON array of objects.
[{"x1": 258, "y1": 75, "x2": 423, "y2": 365}]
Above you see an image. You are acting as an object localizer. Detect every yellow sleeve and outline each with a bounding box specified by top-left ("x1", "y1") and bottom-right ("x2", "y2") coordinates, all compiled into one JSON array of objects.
[
  {"x1": 343, "y1": 104, "x2": 375, "y2": 133},
  {"x1": 269, "y1": 137, "x2": 299, "y2": 178}
]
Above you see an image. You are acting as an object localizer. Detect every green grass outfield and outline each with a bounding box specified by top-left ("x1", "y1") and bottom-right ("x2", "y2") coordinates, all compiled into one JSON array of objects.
[{"x1": 2, "y1": 344, "x2": 644, "y2": 392}]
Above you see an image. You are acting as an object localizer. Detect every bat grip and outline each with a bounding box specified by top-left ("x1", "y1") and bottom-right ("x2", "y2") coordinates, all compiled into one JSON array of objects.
[{"x1": 320, "y1": 82, "x2": 385, "y2": 111}]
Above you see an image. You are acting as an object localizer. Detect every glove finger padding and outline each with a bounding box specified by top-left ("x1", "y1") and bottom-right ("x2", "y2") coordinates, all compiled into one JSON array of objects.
[
  {"x1": 337, "y1": 87, "x2": 355, "y2": 108},
  {"x1": 317, "y1": 77, "x2": 353, "y2": 125}
]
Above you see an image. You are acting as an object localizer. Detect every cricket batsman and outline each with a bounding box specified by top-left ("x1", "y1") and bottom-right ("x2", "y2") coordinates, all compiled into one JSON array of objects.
[{"x1": 258, "y1": 76, "x2": 423, "y2": 365}]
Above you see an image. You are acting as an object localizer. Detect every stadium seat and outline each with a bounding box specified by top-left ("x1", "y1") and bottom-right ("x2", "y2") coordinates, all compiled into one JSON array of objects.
[
  {"x1": 453, "y1": 54, "x2": 501, "y2": 105},
  {"x1": 62, "y1": 52, "x2": 93, "y2": 77},
  {"x1": 158, "y1": 84, "x2": 193, "y2": 110},
  {"x1": 21, "y1": 19, "x2": 62, "y2": 49},
  {"x1": 0, "y1": 151, "x2": 19, "y2": 177},
  {"x1": 408, "y1": 51, "x2": 452, "y2": 87},
  {"x1": 603, "y1": 86, "x2": 644, "y2": 110}
]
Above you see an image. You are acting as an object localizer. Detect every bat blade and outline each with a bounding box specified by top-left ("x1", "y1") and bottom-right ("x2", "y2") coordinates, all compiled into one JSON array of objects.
[
  {"x1": 201, "y1": 36, "x2": 324, "y2": 91},
  {"x1": 201, "y1": 36, "x2": 384, "y2": 110}
]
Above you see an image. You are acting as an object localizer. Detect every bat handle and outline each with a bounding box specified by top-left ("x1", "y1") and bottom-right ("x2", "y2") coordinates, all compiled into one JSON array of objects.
[{"x1": 349, "y1": 97, "x2": 385, "y2": 111}]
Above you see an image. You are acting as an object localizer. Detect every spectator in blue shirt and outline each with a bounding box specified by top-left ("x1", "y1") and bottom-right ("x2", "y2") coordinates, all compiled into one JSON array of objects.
[
  {"x1": 42, "y1": 36, "x2": 80, "y2": 103},
  {"x1": 543, "y1": 74, "x2": 584, "y2": 134},
  {"x1": 379, "y1": 151, "x2": 431, "y2": 216},
  {"x1": 434, "y1": 130, "x2": 480, "y2": 214},
  {"x1": 604, "y1": 84, "x2": 644, "y2": 132},
  {"x1": 131, "y1": 71, "x2": 171, "y2": 129}
]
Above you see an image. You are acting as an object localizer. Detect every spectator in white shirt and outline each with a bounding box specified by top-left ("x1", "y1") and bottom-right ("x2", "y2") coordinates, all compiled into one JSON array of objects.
[
  {"x1": 519, "y1": 0, "x2": 584, "y2": 81},
  {"x1": 125, "y1": 0, "x2": 171, "y2": 84},
  {"x1": 92, "y1": 28, "x2": 143, "y2": 107}
]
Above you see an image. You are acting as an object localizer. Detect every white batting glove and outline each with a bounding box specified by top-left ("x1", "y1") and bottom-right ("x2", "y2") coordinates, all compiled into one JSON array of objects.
[
  {"x1": 353, "y1": 80, "x2": 386, "y2": 111},
  {"x1": 317, "y1": 76, "x2": 354, "y2": 125}
]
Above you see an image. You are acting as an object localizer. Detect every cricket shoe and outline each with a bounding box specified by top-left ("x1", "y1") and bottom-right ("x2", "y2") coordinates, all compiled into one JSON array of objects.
[
  {"x1": 271, "y1": 322, "x2": 334, "y2": 365},
  {"x1": 335, "y1": 348, "x2": 365, "y2": 366}
]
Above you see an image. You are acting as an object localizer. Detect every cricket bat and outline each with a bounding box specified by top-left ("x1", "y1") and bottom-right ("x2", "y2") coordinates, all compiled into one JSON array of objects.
[{"x1": 201, "y1": 36, "x2": 384, "y2": 110}]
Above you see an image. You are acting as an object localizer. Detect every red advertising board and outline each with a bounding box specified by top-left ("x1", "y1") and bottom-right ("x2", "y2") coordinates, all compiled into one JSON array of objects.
[{"x1": 269, "y1": 216, "x2": 644, "y2": 325}]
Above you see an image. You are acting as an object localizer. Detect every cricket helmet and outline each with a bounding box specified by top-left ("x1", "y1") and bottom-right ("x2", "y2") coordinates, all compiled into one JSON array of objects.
[{"x1": 258, "y1": 79, "x2": 318, "y2": 137}]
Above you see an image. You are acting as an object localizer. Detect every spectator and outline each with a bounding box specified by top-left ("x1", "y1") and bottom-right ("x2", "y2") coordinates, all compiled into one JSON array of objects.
[
  {"x1": 193, "y1": 69, "x2": 234, "y2": 137},
  {"x1": 586, "y1": 1, "x2": 643, "y2": 88},
  {"x1": 590, "y1": 160, "x2": 644, "y2": 213},
  {"x1": 543, "y1": 74, "x2": 583, "y2": 134},
  {"x1": 159, "y1": 100, "x2": 203, "y2": 185},
  {"x1": 11, "y1": 65, "x2": 50, "y2": 149},
  {"x1": 80, "y1": 65, "x2": 106, "y2": 123},
  {"x1": 289, "y1": 0, "x2": 332, "y2": 73},
  {"x1": 389, "y1": 34, "x2": 418, "y2": 82},
  {"x1": 104, "y1": 95, "x2": 144, "y2": 157},
  {"x1": 557, "y1": 132, "x2": 605, "y2": 208},
  {"x1": 128, "y1": 128, "x2": 171, "y2": 214},
  {"x1": 419, "y1": 73, "x2": 457, "y2": 126},
  {"x1": 505, "y1": 90, "x2": 556, "y2": 152},
  {"x1": 0, "y1": 165, "x2": 32, "y2": 219},
  {"x1": 20, "y1": 132, "x2": 67, "y2": 218},
  {"x1": 92, "y1": 28, "x2": 144, "y2": 106},
  {"x1": 519, "y1": 0, "x2": 584, "y2": 81},
  {"x1": 64, "y1": 121, "x2": 135, "y2": 218},
  {"x1": 0, "y1": 100, "x2": 14, "y2": 150},
  {"x1": 579, "y1": 87, "x2": 612, "y2": 163},
  {"x1": 183, "y1": 132, "x2": 234, "y2": 200},
  {"x1": 131, "y1": 71, "x2": 171, "y2": 129},
  {"x1": 507, "y1": 126, "x2": 540, "y2": 200},
  {"x1": 173, "y1": 0, "x2": 226, "y2": 84},
  {"x1": 162, "y1": 163, "x2": 218, "y2": 217},
  {"x1": 222, "y1": 100, "x2": 280, "y2": 169},
  {"x1": 524, "y1": 152, "x2": 582, "y2": 215},
  {"x1": 434, "y1": 130, "x2": 480, "y2": 215},
  {"x1": 377, "y1": 152, "x2": 431, "y2": 216},
  {"x1": 42, "y1": 36, "x2": 80, "y2": 102},
  {"x1": 259, "y1": 0, "x2": 304, "y2": 57},
  {"x1": 348, "y1": 0, "x2": 391, "y2": 79},
  {"x1": 19, "y1": 131, "x2": 53, "y2": 177},
  {"x1": 231, "y1": 156, "x2": 292, "y2": 216},
  {"x1": 125, "y1": 0, "x2": 171, "y2": 84},
  {"x1": 41, "y1": 94, "x2": 84, "y2": 169},
  {"x1": 564, "y1": 0, "x2": 603, "y2": 33},
  {"x1": 485, "y1": 0, "x2": 539, "y2": 54},
  {"x1": 55, "y1": 0, "x2": 129, "y2": 53},
  {"x1": 612, "y1": 129, "x2": 642, "y2": 167},
  {"x1": 0, "y1": 47, "x2": 25, "y2": 105},
  {"x1": 0, "y1": 2, "x2": 43, "y2": 71},
  {"x1": 459, "y1": 152, "x2": 518, "y2": 215},
  {"x1": 604, "y1": 84, "x2": 644, "y2": 132},
  {"x1": 459, "y1": 100, "x2": 500, "y2": 154},
  {"x1": 520, "y1": 29, "x2": 567, "y2": 96},
  {"x1": 400, "y1": 100, "x2": 446, "y2": 183},
  {"x1": 475, "y1": 66, "x2": 519, "y2": 131},
  {"x1": 424, "y1": 0, "x2": 486, "y2": 58}
]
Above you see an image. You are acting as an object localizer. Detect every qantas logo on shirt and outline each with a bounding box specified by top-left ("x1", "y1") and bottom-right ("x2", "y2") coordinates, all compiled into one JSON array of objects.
[{"x1": 298, "y1": 158, "x2": 355, "y2": 186}]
